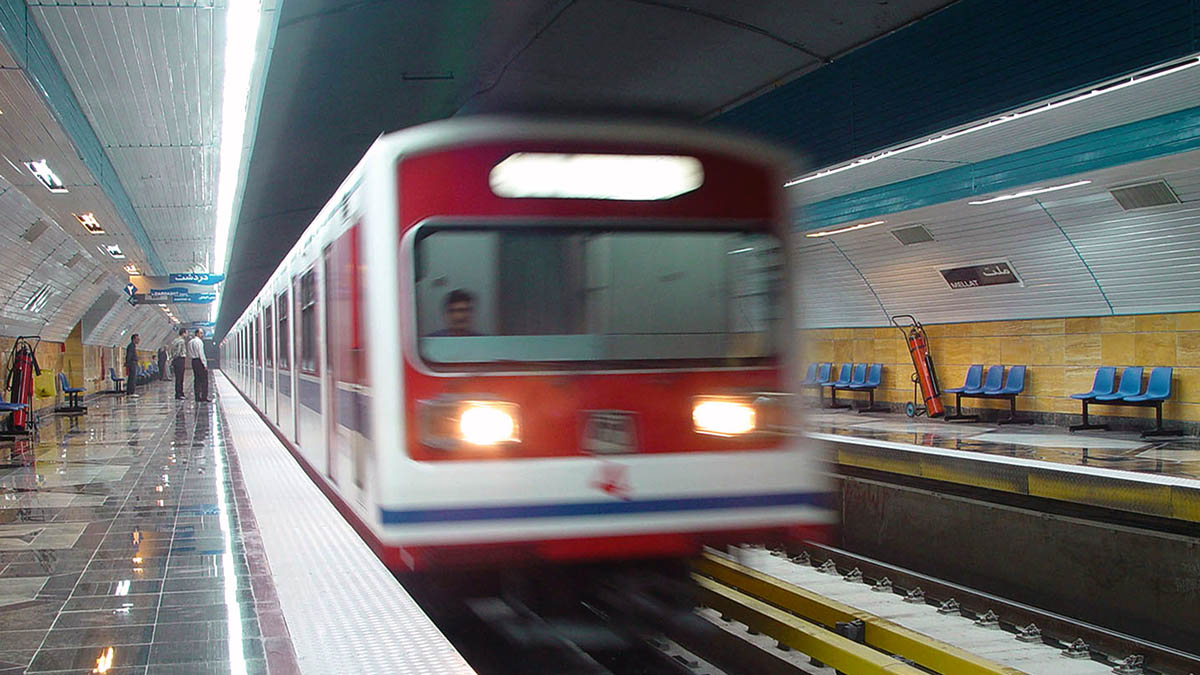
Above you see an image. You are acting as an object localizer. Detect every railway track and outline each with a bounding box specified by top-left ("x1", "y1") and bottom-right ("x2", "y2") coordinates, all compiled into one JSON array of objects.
[{"x1": 690, "y1": 545, "x2": 1200, "y2": 675}]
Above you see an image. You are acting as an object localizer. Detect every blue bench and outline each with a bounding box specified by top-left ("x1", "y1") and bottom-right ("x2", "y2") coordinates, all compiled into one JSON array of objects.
[
  {"x1": 1069, "y1": 366, "x2": 1179, "y2": 438},
  {"x1": 56, "y1": 372, "x2": 87, "y2": 414},
  {"x1": 824, "y1": 362, "x2": 887, "y2": 413},
  {"x1": 943, "y1": 364, "x2": 1029, "y2": 424},
  {"x1": 801, "y1": 362, "x2": 833, "y2": 404}
]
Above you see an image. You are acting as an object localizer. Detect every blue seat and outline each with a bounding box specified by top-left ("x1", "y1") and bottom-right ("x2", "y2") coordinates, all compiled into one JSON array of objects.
[
  {"x1": 815, "y1": 362, "x2": 833, "y2": 385},
  {"x1": 943, "y1": 365, "x2": 982, "y2": 394},
  {"x1": 829, "y1": 364, "x2": 852, "y2": 388},
  {"x1": 0, "y1": 402, "x2": 27, "y2": 411},
  {"x1": 966, "y1": 365, "x2": 1004, "y2": 395},
  {"x1": 985, "y1": 365, "x2": 1025, "y2": 395},
  {"x1": 1094, "y1": 367, "x2": 1143, "y2": 401},
  {"x1": 800, "y1": 363, "x2": 819, "y2": 386},
  {"x1": 109, "y1": 367, "x2": 125, "y2": 393},
  {"x1": 1070, "y1": 367, "x2": 1116, "y2": 400},
  {"x1": 56, "y1": 372, "x2": 87, "y2": 413},
  {"x1": 1125, "y1": 367, "x2": 1172, "y2": 402}
]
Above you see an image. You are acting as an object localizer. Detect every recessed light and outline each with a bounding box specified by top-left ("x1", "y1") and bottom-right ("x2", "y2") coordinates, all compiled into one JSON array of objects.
[
  {"x1": 123, "y1": 264, "x2": 139, "y2": 275},
  {"x1": 101, "y1": 244, "x2": 125, "y2": 259},
  {"x1": 25, "y1": 159, "x2": 67, "y2": 193},
  {"x1": 805, "y1": 220, "x2": 887, "y2": 238},
  {"x1": 967, "y1": 180, "x2": 1092, "y2": 205},
  {"x1": 74, "y1": 212, "x2": 104, "y2": 234}
]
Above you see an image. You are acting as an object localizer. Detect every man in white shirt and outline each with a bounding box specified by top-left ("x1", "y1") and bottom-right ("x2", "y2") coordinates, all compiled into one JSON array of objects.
[
  {"x1": 170, "y1": 328, "x2": 188, "y2": 400},
  {"x1": 187, "y1": 329, "x2": 209, "y2": 402}
]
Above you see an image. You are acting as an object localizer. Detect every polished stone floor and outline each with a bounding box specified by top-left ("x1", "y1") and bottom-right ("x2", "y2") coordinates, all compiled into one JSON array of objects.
[
  {"x1": 0, "y1": 378, "x2": 298, "y2": 674},
  {"x1": 806, "y1": 408, "x2": 1200, "y2": 481}
]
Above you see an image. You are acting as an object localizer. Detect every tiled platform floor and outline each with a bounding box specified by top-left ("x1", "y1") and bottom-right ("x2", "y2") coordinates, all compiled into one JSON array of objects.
[
  {"x1": 806, "y1": 408, "x2": 1200, "y2": 482},
  {"x1": 0, "y1": 377, "x2": 298, "y2": 674}
]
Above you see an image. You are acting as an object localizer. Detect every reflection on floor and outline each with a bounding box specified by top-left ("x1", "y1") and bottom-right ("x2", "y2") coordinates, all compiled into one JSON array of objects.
[
  {"x1": 806, "y1": 408, "x2": 1200, "y2": 482},
  {"x1": 0, "y1": 379, "x2": 298, "y2": 674}
]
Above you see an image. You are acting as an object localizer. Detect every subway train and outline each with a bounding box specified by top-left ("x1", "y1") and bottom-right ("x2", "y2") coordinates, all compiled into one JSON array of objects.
[{"x1": 221, "y1": 116, "x2": 833, "y2": 572}]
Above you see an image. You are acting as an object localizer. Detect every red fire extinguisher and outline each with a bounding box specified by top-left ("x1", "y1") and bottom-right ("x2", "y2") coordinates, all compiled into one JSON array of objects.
[
  {"x1": 890, "y1": 315, "x2": 944, "y2": 418},
  {"x1": 6, "y1": 337, "x2": 41, "y2": 431}
]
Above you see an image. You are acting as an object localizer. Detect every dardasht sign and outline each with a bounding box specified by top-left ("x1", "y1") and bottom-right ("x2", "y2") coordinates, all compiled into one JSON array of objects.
[
  {"x1": 940, "y1": 262, "x2": 1021, "y2": 289},
  {"x1": 169, "y1": 273, "x2": 225, "y2": 286}
]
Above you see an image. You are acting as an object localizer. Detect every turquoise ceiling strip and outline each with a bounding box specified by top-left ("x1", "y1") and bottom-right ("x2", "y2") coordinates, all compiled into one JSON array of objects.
[
  {"x1": 0, "y1": 0, "x2": 165, "y2": 275},
  {"x1": 798, "y1": 104, "x2": 1200, "y2": 232}
]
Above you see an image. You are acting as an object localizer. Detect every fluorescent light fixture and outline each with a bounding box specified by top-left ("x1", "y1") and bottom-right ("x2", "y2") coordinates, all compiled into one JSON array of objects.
[
  {"x1": 967, "y1": 180, "x2": 1092, "y2": 205},
  {"x1": 23, "y1": 284, "x2": 52, "y2": 313},
  {"x1": 123, "y1": 264, "x2": 139, "y2": 275},
  {"x1": 103, "y1": 244, "x2": 125, "y2": 259},
  {"x1": 784, "y1": 55, "x2": 1200, "y2": 188},
  {"x1": 25, "y1": 159, "x2": 67, "y2": 193},
  {"x1": 805, "y1": 220, "x2": 887, "y2": 238},
  {"x1": 74, "y1": 212, "x2": 104, "y2": 234},
  {"x1": 489, "y1": 153, "x2": 704, "y2": 200},
  {"x1": 212, "y1": 0, "x2": 264, "y2": 280}
]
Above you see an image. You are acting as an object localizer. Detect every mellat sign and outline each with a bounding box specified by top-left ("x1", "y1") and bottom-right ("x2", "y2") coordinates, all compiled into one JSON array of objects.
[{"x1": 939, "y1": 262, "x2": 1021, "y2": 289}]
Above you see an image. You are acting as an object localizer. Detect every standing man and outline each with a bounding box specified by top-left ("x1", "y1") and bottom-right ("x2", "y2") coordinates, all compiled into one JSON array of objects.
[
  {"x1": 187, "y1": 329, "x2": 209, "y2": 402},
  {"x1": 171, "y1": 328, "x2": 188, "y2": 400},
  {"x1": 157, "y1": 345, "x2": 168, "y2": 381},
  {"x1": 124, "y1": 333, "x2": 140, "y2": 399}
]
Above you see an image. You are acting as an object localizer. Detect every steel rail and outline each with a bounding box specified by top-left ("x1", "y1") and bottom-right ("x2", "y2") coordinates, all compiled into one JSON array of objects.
[
  {"x1": 692, "y1": 552, "x2": 1027, "y2": 675},
  {"x1": 801, "y1": 542, "x2": 1200, "y2": 675}
]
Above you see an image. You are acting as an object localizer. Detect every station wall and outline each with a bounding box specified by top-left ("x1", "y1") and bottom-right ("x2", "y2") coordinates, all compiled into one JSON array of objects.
[{"x1": 804, "y1": 311, "x2": 1200, "y2": 423}]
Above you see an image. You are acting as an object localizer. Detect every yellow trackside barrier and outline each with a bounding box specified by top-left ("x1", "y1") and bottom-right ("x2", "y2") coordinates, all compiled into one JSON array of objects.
[
  {"x1": 692, "y1": 575, "x2": 923, "y2": 675},
  {"x1": 692, "y1": 553, "x2": 1025, "y2": 675}
]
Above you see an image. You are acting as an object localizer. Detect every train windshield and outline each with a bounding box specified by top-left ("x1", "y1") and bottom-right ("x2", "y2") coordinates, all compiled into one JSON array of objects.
[{"x1": 415, "y1": 226, "x2": 784, "y2": 368}]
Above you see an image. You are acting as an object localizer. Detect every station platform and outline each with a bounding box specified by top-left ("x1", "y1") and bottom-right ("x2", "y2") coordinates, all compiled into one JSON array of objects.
[
  {"x1": 807, "y1": 409, "x2": 1200, "y2": 525},
  {"x1": 0, "y1": 374, "x2": 473, "y2": 674}
]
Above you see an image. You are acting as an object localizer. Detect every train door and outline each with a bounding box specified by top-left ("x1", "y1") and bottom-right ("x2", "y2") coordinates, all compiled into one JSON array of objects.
[
  {"x1": 322, "y1": 244, "x2": 340, "y2": 485},
  {"x1": 296, "y1": 265, "x2": 326, "y2": 471},
  {"x1": 264, "y1": 303, "x2": 276, "y2": 425},
  {"x1": 277, "y1": 288, "x2": 295, "y2": 440}
]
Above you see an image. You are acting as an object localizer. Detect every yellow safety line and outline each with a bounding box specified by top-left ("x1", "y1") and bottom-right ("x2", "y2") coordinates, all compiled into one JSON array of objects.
[
  {"x1": 692, "y1": 576, "x2": 923, "y2": 675},
  {"x1": 693, "y1": 554, "x2": 1026, "y2": 675}
]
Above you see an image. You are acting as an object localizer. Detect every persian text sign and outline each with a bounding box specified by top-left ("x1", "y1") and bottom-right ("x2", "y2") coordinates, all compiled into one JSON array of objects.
[
  {"x1": 939, "y1": 262, "x2": 1021, "y2": 289},
  {"x1": 169, "y1": 273, "x2": 224, "y2": 285}
]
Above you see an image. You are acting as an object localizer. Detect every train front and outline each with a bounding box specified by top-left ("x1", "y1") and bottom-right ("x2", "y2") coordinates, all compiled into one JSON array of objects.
[{"x1": 378, "y1": 118, "x2": 833, "y2": 571}]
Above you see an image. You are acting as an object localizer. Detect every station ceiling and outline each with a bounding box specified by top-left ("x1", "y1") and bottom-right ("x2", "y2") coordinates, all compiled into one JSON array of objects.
[{"x1": 218, "y1": 0, "x2": 959, "y2": 334}]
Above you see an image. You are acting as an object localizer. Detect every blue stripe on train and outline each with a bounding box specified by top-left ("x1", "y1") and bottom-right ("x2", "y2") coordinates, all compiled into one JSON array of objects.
[{"x1": 379, "y1": 491, "x2": 833, "y2": 524}]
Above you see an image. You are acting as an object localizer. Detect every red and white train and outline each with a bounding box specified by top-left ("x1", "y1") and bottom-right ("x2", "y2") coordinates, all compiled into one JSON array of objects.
[{"x1": 221, "y1": 116, "x2": 832, "y2": 572}]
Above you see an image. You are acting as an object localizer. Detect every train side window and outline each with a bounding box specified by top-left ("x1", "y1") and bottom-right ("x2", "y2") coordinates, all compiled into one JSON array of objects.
[
  {"x1": 265, "y1": 306, "x2": 274, "y2": 367},
  {"x1": 299, "y1": 269, "x2": 319, "y2": 374},
  {"x1": 277, "y1": 291, "x2": 290, "y2": 369}
]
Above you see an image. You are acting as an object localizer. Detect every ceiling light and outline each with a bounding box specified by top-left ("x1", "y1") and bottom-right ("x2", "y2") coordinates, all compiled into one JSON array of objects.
[
  {"x1": 103, "y1": 244, "x2": 125, "y2": 259},
  {"x1": 74, "y1": 212, "x2": 104, "y2": 234},
  {"x1": 489, "y1": 153, "x2": 704, "y2": 200},
  {"x1": 967, "y1": 180, "x2": 1091, "y2": 205},
  {"x1": 124, "y1": 264, "x2": 139, "y2": 275},
  {"x1": 23, "y1": 284, "x2": 52, "y2": 313},
  {"x1": 805, "y1": 220, "x2": 886, "y2": 238},
  {"x1": 784, "y1": 55, "x2": 1200, "y2": 187},
  {"x1": 212, "y1": 0, "x2": 264, "y2": 280},
  {"x1": 25, "y1": 159, "x2": 67, "y2": 193}
]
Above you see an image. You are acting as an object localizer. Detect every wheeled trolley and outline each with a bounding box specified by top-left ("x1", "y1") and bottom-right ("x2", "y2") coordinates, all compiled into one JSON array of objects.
[{"x1": 891, "y1": 315, "x2": 944, "y2": 418}]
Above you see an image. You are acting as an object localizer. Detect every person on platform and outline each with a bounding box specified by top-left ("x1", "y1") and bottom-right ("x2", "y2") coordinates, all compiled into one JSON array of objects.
[
  {"x1": 124, "y1": 333, "x2": 140, "y2": 399},
  {"x1": 171, "y1": 328, "x2": 188, "y2": 400},
  {"x1": 157, "y1": 346, "x2": 168, "y2": 381},
  {"x1": 187, "y1": 329, "x2": 209, "y2": 402}
]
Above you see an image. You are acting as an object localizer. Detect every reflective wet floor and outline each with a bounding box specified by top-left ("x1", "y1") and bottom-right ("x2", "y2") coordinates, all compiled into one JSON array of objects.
[
  {"x1": 0, "y1": 379, "x2": 298, "y2": 674},
  {"x1": 807, "y1": 409, "x2": 1200, "y2": 481}
]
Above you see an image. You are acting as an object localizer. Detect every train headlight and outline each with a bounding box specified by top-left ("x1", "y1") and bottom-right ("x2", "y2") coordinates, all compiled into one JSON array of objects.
[
  {"x1": 459, "y1": 403, "x2": 519, "y2": 445},
  {"x1": 692, "y1": 397, "x2": 756, "y2": 436},
  {"x1": 419, "y1": 398, "x2": 521, "y2": 448}
]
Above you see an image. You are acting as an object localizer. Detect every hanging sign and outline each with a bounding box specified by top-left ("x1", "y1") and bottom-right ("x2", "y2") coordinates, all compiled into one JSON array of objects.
[
  {"x1": 939, "y1": 261, "x2": 1022, "y2": 289},
  {"x1": 169, "y1": 273, "x2": 225, "y2": 286}
]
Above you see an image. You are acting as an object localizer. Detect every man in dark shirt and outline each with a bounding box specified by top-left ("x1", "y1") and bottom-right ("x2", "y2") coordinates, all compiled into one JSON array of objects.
[
  {"x1": 124, "y1": 333, "x2": 140, "y2": 399},
  {"x1": 427, "y1": 289, "x2": 481, "y2": 337}
]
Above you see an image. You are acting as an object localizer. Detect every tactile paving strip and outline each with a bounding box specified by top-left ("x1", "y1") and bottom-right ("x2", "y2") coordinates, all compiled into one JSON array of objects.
[{"x1": 216, "y1": 373, "x2": 476, "y2": 675}]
